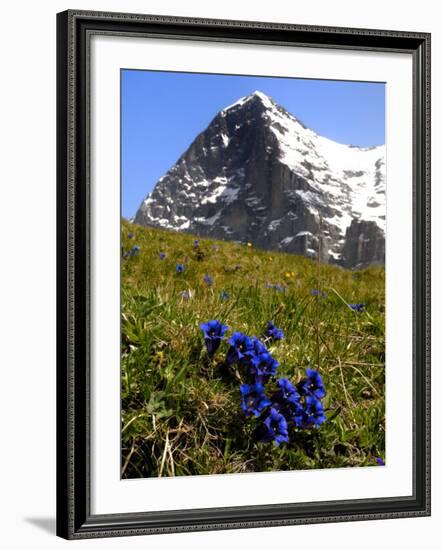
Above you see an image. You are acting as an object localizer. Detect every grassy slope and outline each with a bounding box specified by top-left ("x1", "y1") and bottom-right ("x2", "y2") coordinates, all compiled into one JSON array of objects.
[{"x1": 121, "y1": 220, "x2": 385, "y2": 478}]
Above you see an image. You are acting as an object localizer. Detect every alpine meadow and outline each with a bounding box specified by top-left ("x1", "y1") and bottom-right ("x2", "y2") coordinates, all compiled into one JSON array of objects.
[{"x1": 121, "y1": 76, "x2": 386, "y2": 479}]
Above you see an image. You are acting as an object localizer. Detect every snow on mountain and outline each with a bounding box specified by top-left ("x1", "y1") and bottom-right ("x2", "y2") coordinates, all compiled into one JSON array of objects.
[{"x1": 134, "y1": 91, "x2": 385, "y2": 268}]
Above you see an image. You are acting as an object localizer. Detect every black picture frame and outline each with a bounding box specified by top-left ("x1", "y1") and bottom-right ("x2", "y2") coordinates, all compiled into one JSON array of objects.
[{"x1": 56, "y1": 9, "x2": 431, "y2": 540}]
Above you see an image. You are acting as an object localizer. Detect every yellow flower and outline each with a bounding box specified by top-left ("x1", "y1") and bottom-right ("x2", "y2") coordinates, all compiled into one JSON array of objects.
[
  {"x1": 247, "y1": 242, "x2": 252, "y2": 247},
  {"x1": 284, "y1": 272, "x2": 291, "y2": 278}
]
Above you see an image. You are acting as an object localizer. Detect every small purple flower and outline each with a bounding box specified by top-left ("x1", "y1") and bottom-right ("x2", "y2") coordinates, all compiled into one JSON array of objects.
[
  {"x1": 240, "y1": 383, "x2": 271, "y2": 417},
  {"x1": 200, "y1": 320, "x2": 229, "y2": 355},
  {"x1": 131, "y1": 245, "x2": 140, "y2": 256},
  {"x1": 311, "y1": 289, "x2": 328, "y2": 297},
  {"x1": 203, "y1": 274, "x2": 213, "y2": 286},
  {"x1": 176, "y1": 264, "x2": 185, "y2": 273},
  {"x1": 349, "y1": 303, "x2": 365, "y2": 312},
  {"x1": 265, "y1": 321, "x2": 284, "y2": 342},
  {"x1": 181, "y1": 290, "x2": 191, "y2": 301},
  {"x1": 273, "y1": 284, "x2": 287, "y2": 293},
  {"x1": 127, "y1": 232, "x2": 134, "y2": 239},
  {"x1": 194, "y1": 240, "x2": 199, "y2": 248},
  {"x1": 123, "y1": 251, "x2": 130, "y2": 260},
  {"x1": 376, "y1": 457, "x2": 385, "y2": 466},
  {"x1": 159, "y1": 252, "x2": 166, "y2": 260},
  {"x1": 220, "y1": 291, "x2": 230, "y2": 301}
]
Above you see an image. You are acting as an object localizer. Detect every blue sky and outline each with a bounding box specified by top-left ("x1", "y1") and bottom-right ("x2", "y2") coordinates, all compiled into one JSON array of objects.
[{"x1": 122, "y1": 70, "x2": 385, "y2": 219}]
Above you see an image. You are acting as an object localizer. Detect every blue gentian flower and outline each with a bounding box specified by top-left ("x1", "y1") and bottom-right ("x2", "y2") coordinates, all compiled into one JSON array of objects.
[
  {"x1": 200, "y1": 320, "x2": 228, "y2": 355},
  {"x1": 247, "y1": 336, "x2": 267, "y2": 357},
  {"x1": 226, "y1": 332, "x2": 254, "y2": 364},
  {"x1": 294, "y1": 395, "x2": 326, "y2": 429},
  {"x1": 181, "y1": 290, "x2": 191, "y2": 301},
  {"x1": 376, "y1": 457, "x2": 385, "y2": 466},
  {"x1": 194, "y1": 239, "x2": 199, "y2": 248},
  {"x1": 159, "y1": 252, "x2": 166, "y2": 260},
  {"x1": 297, "y1": 368, "x2": 326, "y2": 399},
  {"x1": 311, "y1": 289, "x2": 328, "y2": 298},
  {"x1": 239, "y1": 383, "x2": 271, "y2": 417},
  {"x1": 123, "y1": 251, "x2": 130, "y2": 260},
  {"x1": 249, "y1": 351, "x2": 279, "y2": 382},
  {"x1": 273, "y1": 378, "x2": 300, "y2": 406},
  {"x1": 127, "y1": 232, "x2": 134, "y2": 239},
  {"x1": 220, "y1": 291, "x2": 230, "y2": 301},
  {"x1": 131, "y1": 245, "x2": 140, "y2": 256},
  {"x1": 176, "y1": 264, "x2": 185, "y2": 273},
  {"x1": 272, "y1": 378, "x2": 302, "y2": 420},
  {"x1": 265, "y1": 321, "x2": 284, "y2": 341},
  {"x1": 256, "y1": 407, "x2": 289, "y2": 445},
  {"x1": 305, "y1": 395, "x2": 326, "y2": 427},
  {"x1": 349, "y1": 303, "x2": 365, "y2": 312},
  {"x1": 203, "y1": 274, "x2": 213, "y2": 286}
]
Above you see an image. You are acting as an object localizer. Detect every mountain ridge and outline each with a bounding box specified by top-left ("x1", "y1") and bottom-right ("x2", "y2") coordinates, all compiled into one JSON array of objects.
[{"x1": 134, "y1": 90, "x2": 385, "y2": 268}]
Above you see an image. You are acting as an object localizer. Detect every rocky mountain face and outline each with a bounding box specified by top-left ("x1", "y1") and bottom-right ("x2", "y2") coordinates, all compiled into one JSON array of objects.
[{"x1": 134, "y1": 91, "x2": 385, "y2": 269}]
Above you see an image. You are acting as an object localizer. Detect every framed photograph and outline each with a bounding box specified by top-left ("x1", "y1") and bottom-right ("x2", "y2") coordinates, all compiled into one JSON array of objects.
[{"x1": 56, "y1": 10, "x2": 431, "y2": 539}]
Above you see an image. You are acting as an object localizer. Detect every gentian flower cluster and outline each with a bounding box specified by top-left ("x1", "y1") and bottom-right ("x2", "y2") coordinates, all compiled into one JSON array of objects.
[
  {"x1": 255, "y1": 370, "x2": 326, "y2": 442},
  {"x1": 278, "y1": 371, "x2": 326, "y2": 425},
  {"x1": 247, "y1": 352, "x2": 327, "y2": 440},
  {"x1": 199, "y1": 320, "x2": 327, "y2": 446}
]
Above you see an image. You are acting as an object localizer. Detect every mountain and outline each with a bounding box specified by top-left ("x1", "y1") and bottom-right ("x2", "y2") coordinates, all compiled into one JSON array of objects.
[{"x1": 133, "y1": 90, "x2": 385, "y2": 269}]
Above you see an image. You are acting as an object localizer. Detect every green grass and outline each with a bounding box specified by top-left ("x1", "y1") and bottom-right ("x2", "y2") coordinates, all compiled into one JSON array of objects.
[{"x1": 121, "y1": 220, "x2": 385, "y2": 478}]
